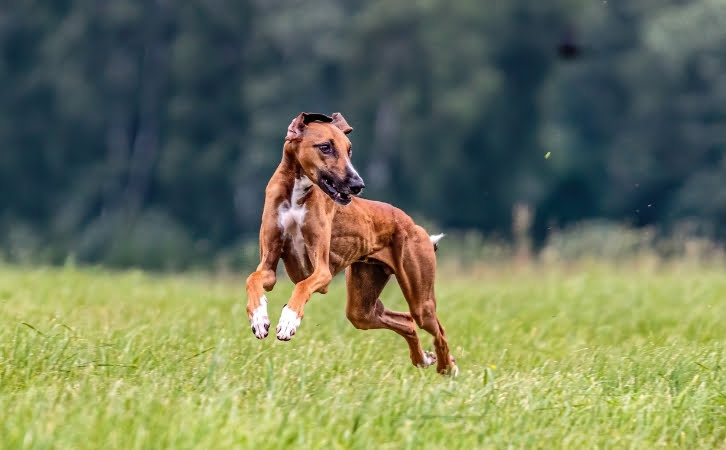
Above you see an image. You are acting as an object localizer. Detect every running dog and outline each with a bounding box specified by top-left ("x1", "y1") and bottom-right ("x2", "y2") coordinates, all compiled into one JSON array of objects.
[{"x1": 245, "y1": 112, "x2": 457, "y2": 375}]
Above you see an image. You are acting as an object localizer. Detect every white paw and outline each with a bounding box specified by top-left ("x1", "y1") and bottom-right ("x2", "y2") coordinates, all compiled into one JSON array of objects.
[
  {"x1": 418, "y1": 350, "x2": 437, "y2": 368},
  {"x1": 250, "y1": 296, "x2": 270, "y2": 339},
  {"x1": 276, "y1": 305, "x2": 301, "y2": 341}
]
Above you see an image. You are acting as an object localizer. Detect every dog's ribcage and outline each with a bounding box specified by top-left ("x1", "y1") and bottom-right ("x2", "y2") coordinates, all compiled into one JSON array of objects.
[{"x1": 277, "y1": 176, "x2": 313, "y2": 272}]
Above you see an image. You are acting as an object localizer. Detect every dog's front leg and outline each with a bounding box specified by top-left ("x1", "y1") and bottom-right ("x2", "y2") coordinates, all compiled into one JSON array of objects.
[
  {"x1": 275, "y1": 221, "x2": 333, "y2": 341},
  {"x1": 246, "y1": 202, "x2": 284, "y2": 339}
]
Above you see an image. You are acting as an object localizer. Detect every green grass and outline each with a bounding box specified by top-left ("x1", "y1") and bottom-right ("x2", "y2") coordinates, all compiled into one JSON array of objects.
[{"x1": 1, "y1": 263, "x2": 725, "y2": 449}]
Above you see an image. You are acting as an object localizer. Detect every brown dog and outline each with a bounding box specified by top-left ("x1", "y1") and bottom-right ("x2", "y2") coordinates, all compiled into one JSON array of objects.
[{"x1": 245, "y1": 112, "x2": 457, "y2": 375}]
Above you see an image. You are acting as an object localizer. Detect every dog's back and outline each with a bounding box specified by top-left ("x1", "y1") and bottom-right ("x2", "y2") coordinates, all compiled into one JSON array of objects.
[{"x1": 329, "y1": 196, "x2": 439, "y2": 276}]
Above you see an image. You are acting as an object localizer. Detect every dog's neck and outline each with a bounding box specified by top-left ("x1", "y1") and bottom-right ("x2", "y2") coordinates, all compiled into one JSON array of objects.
[
  {"x1": 278, "y1": 152, "x2": 313, "y2": 208},
  {"x1": 280, "y1": 146, "x2": 311, "y2": 188}
]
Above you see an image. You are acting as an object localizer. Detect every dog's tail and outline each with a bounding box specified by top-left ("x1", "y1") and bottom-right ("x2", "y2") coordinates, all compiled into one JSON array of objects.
[{"x1": 429, "y1": 233, "x2": 445, "y2": 252}]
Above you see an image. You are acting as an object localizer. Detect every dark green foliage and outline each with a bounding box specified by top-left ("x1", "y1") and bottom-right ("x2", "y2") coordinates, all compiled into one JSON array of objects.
[{"x1": 1, "y1": 0, "x2": 724, "y2": 268}]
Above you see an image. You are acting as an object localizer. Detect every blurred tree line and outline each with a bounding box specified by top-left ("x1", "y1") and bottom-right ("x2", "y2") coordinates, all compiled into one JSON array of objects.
[{"x1": 1, "y1": 0, "x2": 725, "y2": 268}]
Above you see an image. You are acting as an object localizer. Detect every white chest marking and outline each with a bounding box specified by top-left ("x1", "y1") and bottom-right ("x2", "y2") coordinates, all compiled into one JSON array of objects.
[{"x1": 277, "y1": 176, "x2": 313, "y2": 268}]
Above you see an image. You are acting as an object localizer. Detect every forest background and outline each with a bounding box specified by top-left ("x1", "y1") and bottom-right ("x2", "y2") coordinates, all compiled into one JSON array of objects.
[{"x1": 2, "y1": 0, "x2": 725, "y2": 269}]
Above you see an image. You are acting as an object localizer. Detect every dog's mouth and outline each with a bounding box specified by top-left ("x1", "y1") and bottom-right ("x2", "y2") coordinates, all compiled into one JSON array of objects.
[{"x1": 318, "y1": 174, "x2": 353, "y2": 205}]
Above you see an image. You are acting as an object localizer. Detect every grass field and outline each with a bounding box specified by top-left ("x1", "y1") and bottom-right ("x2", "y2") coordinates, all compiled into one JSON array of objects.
[{"x1": 1, "y1": 262, "x2": 725, "y2": 449}]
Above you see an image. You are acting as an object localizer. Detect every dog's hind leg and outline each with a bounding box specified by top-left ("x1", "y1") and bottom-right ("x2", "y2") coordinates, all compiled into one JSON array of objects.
[
  {"x1": 399, "y1": 285, "x2": 456, "y2": 375},
  {"x1": 395, "y1": 237, "x2": 457, "y2": 375},
  {"x1": 345, "y1": 262, "x2": 435, "y2": 369}
]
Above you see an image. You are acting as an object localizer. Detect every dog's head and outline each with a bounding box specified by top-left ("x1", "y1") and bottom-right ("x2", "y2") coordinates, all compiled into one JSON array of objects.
[{"x1": 284, "y1": 112, "x2": 364, "y2": 206}]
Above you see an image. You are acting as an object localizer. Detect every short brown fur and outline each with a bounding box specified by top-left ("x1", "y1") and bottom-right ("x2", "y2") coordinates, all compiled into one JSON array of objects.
[{"x1": 245, "y1": 112, "x2": 457, "y2": 375}]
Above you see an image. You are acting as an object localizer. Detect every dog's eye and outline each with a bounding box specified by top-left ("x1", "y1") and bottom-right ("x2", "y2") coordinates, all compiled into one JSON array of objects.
[{"x1": 317, "y1": 144, "x2": 333, "y2": 155}]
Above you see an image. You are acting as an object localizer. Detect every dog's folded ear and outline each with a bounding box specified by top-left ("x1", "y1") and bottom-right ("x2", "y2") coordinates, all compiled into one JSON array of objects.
[
  {"x1": 286, "y1": 112, "x2": 352, "y2": 141},
  {"x1": 286, "y1": 113, "x2": 306, "y2": 141},
  {"x1": 302, "y1": 113, "x2": 333, "y2": 124},
  {"x1": 286, "y1": 112, "x2": 334, "y2": 141},
  {"x1": 331, "y1": 112, "x2": 353, "y2": 134}
]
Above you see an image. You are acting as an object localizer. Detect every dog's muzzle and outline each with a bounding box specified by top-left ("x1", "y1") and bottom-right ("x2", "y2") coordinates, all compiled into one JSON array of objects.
[{"x1": 318, "y1": 171, "x2": 365, "y2": 206}]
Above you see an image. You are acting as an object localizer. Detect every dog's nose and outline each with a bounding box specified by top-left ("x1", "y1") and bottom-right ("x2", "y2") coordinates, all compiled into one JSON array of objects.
[{"x1": 348, "y1": 178, "x2": 365, "y2": 195}]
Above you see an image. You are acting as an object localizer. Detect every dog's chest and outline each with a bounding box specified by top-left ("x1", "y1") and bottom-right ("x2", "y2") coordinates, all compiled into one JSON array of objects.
[{"x1": 277, "y1": 176, "x2": 313, "y2": 267}]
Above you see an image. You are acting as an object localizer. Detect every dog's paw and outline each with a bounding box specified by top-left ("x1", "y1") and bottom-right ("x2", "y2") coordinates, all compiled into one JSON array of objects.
[
  {"x1": 447, "y1": 355, "x2": 459, "y2": 377},
  {"x1": 417, "y1": 350, "x2": 437, "y2": 368},
  {"x1": 440, "y1": 355, "x2": 459, "y2": 377},
  {"x1": 250, "y1": 296, "x2": 271, "y2": 339},
  {"x1": 276, "y1": 305, "x2": 301, "y2": 341}
]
